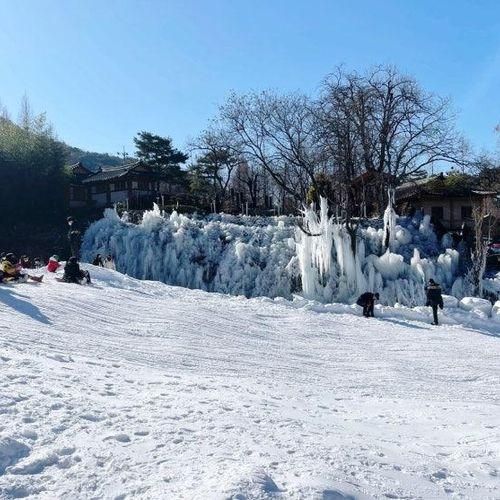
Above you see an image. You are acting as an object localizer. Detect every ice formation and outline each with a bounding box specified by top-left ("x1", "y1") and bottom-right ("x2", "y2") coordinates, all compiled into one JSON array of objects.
[
  {"x1": 82, "y1": 205, "x2": 297, "y2": 299},
  {"x1": 295, "y1": 198, "x2": 464, "y2": 306},
  {"x1": 82, "y1": 198, "x2": 479, "y2": 307}
]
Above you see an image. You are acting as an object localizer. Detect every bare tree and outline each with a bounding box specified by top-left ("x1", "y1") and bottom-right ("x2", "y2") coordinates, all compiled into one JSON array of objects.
[
  {"x1": 201, "y1": 66, "x2": 469, "y2": 220},
  {"x1": 465, "y1": 197, "x2": 497, "y2": 297},
  {"x1": 218, "y1": 91, "x2": 325, "y2": 206},
  {"x1": 189, "y1": 129, "x2": 241, "y2": 210},
  {"x1": 320, "y1": 66, "x2": 468, "y2": 184}
]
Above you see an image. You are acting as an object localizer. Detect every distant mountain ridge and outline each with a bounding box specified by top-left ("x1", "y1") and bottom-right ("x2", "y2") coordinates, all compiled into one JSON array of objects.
[{"x1": 63, "y1": 144, "x2": 127, "y2": 171}]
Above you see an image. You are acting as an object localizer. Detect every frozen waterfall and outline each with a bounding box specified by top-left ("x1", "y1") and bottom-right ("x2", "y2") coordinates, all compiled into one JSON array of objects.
[{"x1": 82, "y1": 200, "x2": 466, "y2": 306}]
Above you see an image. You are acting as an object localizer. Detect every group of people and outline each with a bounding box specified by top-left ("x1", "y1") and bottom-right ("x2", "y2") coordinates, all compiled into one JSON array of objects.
[
  {"x1": 1, "y1": 216, "x2": 115, "y2": 286},
  {"x1": 0, "y1": 253, "x2": 44, "y2": 283},
  {"x1": 357, "y1": 278, "x2": 444, "y2": 325},
  {"x1": 0, "y1": 252, "x2": 91, "y2": 285}
]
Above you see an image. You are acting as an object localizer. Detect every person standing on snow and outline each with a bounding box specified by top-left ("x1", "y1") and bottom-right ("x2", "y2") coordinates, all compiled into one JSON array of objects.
[
  {"x1": 67, "y1": 217, "x2": 82, "y2": 259},
  {"x1": 356, "y1": 292, "x2": 379, "y2": 318},
  {"x1": 425, "y1": 279, "x2": 443, "y2": 325}
]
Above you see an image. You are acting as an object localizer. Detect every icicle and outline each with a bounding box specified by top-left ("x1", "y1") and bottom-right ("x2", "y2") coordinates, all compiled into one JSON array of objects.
[{"x1": 383, "y1": 188, "x2": 398, "y2": 251}]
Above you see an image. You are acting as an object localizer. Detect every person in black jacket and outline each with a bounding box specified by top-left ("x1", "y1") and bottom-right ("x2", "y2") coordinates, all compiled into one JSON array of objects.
[
  {"x1": 67, "y1": 217, "x2": 82, "y2": 259},
  {"x1": 425, "y1": 278, "x2": 444, "y2": 325},
  {"x1": 92, "y1": 254, "x2": 104, "y2": 267},
  {"x1": 357, "y1": 292, "x2": 379, "y2": 318},
  {"x1": 62, "y1": 257, "x2": 91, "y2": 284}
]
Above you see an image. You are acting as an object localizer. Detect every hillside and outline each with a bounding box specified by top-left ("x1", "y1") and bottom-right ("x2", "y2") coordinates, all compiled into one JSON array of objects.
[
  {"x1": 63, "y1": 144, "x2": 124, "y2": 171},
  {"x1": 0, "y1": 266, "x2": 499, "y2": 499}
]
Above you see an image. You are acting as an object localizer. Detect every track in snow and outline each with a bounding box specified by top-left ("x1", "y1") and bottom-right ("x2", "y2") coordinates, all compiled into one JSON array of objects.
[{"x1": 0, "y1": 266, "x2": 499, "y2": 499}]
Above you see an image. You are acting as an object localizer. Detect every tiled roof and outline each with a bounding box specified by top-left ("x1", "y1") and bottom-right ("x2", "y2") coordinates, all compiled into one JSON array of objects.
[
  {"x1": 82, "y1": 161, "x2": 148, "y2": 183},
  {"x1": 68, "y1": 162, "x2": 93, "y2": 175},
  {"x1": 396, "y1": 175, "x2": 498, "y2": 201}
]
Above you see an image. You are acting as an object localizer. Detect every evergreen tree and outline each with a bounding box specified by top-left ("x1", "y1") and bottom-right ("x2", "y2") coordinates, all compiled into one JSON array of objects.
[{"x1": 133, "y1": 131, "x2": 188, "y2": 181}]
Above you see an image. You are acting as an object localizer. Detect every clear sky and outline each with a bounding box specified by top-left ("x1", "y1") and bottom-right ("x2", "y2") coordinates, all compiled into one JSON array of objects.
[{"x1": 1, "y1": 0, "x2": 499, "y2": 157}]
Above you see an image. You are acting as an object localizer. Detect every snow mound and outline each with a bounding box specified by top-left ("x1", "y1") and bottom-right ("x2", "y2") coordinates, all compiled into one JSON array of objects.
[
  {"x1": 228, "y1": 470, "x2": 282, "y2": 499},
  {"x1": 459, "y1": 297, "x2": 493, "y2": 318},
  {"x1": 0, "y1": 437, "x2": 30, "y2": 474},
  {"x1": 442, "y1": 294, "x2": 459, "y2": 308}
]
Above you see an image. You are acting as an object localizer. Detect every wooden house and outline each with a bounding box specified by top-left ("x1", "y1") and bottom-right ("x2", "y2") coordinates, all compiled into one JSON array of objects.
[{"x1": 68, "y1": 161, "x2": 165, "y2": 209}]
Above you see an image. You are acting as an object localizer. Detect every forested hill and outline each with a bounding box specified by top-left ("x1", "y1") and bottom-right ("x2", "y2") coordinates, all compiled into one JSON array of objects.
[{"x1": 62, "y1": 144, "x2": 123, "y2": 171}]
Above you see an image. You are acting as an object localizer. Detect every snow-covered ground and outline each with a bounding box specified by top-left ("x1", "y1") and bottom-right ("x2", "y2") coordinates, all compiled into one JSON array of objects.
[{"x1": 0, "y1": 266, "x2": 499, "y2": 499}]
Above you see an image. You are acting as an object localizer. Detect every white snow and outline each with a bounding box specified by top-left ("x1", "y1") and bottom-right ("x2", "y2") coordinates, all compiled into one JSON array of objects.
[
  {"x1": 459, "y1": 297, "x2": 493, "y2": 318},
  {"x1": 0, "y1": 265, "x2": 499, "y2": 499}
]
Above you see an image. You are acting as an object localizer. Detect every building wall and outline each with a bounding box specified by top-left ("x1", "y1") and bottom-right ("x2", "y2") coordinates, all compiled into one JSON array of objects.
[
  {"x1": 418, "y1": 197, "x2": 473, "y2": 230},
  {"x1": 415, "y1": 196, "x2": 500, "y2": 235},
  {"x1": 92, "y1": 193, "x2": 108, "y2": 207},
  {"x1": 110, "y1": 190, "x2": 128, "y2": 203}
]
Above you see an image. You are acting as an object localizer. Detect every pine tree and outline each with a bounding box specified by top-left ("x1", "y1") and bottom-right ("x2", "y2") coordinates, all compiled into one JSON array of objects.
[{"x1": 133, "y1": 131, "x2": 188, "y2": 182}]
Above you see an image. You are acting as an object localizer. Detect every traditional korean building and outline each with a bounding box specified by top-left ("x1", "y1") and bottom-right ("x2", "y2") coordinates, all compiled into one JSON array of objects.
[
  {"x1": 68, "y1": 161, "x2": 169, "y2": 209},
  {"x1": 395, "y1": 173, "x2": 500, "y2": 236}
]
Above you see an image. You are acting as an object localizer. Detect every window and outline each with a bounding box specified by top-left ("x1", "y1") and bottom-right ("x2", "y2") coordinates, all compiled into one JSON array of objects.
[
  {"x1": 114, "y1": 181, "x2": 127, "y2": 191},
  {"x1": 138, "y1": 180, "x2": 150, "y2": 190},
  {"x1": 132, "y1": 181, "x2": 138, "y2": 189},
  {"x1": 431, "y1": 206, "x2": 444, "y2": 220},
  {"x1": 91, "y1": 183, "x2": 107, "y2": 194},
  {"x1": 461, "y1": 206, "x2": 472, "y2": 219}
]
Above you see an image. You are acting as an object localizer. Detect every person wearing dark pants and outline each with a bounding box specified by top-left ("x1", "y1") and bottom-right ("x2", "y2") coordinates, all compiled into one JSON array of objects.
[
  {"x1": 356, "y1": 292, "x2": 380, "y2": 317},
  {"x1": 67, "y1": 217, "x2": 82, "y2": 259},
  {"x1": 425, "y1": 279, "x2": 444, "y2": 325}
]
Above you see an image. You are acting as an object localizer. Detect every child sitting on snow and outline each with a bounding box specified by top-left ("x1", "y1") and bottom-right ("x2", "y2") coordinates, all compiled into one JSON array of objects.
[
  {"x1": 61, "y1": 256, "x2": 91, "y2": 284},
  {"x1": 1, "y1": 253, "x2": 43, "y2": 283},
  {"x1": 47, "y1": 255, "x2": 61, "y2": 273}
]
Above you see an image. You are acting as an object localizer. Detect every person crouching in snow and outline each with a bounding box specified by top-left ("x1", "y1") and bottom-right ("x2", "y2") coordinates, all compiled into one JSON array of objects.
[
  {"x1": 357, "y1": 292, "x2": 379, "y2": 317},
  {"x1": 1, "y1": 253, "x2": 43, "y2": 283},
  {"x1": 47, "y1": 255, "x2": 61, "y2": 273},
  {"x1": 425, "y1": 279, "x2": 443, "y2": 325},
  {"x1": 62, "y1": 257, "x2": 91, "y2": 284}
]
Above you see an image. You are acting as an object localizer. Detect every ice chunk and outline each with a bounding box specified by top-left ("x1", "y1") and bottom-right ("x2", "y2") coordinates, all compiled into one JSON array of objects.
[{"x1": 459, "y1": 297, "x2": 493, "y2": 317}]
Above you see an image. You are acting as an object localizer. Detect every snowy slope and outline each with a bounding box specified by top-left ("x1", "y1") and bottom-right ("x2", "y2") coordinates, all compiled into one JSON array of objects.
[{"x1": 0, "y1": 266, "x2": 499, "y2": 499}]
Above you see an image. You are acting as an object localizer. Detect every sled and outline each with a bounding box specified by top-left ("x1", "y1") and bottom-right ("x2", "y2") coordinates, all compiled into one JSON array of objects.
[
  {"x1": 55, "y1": 277, "x2": 92, "y2": 285},
  {"x1": 1, "y1": 275, "x2": 43, "y2": 284}
]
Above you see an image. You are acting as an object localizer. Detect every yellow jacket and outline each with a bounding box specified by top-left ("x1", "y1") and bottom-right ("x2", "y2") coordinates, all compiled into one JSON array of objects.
[{"x1": 1, "y1": 259, "x2": 18, "y2": 277}]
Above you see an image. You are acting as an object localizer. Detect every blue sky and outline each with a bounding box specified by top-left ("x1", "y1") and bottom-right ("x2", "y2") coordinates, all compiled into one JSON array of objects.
[{"x1": 1, "y1": 0, "x2": 499, "y2": 157}]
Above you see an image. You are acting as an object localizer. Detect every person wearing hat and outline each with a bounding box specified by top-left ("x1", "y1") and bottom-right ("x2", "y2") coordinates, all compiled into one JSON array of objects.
[
  {"x1": 356, "y1": 292, "x2": 380, "y2": 318},
  {"x1": 67, "y1": 217, "x2": 82, "y2": 259},
  {"x1": 425, "y1": 278, "x2": 444, "y2": 325},
  {"x1": 47, "y1": 255, "x2": 61, "y2": 273},
  {"x1": 1, "y1": 253, "x2": 43, "y2": 283}
]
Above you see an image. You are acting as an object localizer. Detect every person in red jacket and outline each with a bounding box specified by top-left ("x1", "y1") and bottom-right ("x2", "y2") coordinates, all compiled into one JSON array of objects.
[{"x1": 47, "y1": 255, "x2": 61, "y2": 273}]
